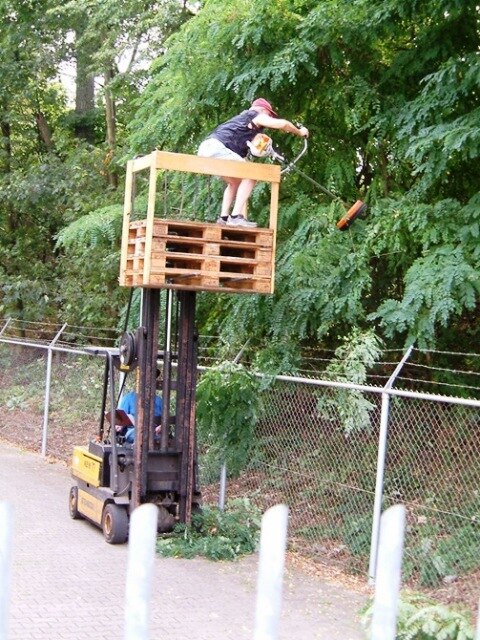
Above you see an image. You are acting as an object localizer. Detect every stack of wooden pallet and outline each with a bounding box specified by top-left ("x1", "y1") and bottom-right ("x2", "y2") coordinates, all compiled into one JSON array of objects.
[{"x1": 120, "y1": 219, "x2": 275, "y2": 294}]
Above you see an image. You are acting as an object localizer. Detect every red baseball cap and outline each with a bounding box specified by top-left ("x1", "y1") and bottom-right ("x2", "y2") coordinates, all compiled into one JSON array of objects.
[{"x1": 251, "y1": 98, "x2": 278, "y2": 117}]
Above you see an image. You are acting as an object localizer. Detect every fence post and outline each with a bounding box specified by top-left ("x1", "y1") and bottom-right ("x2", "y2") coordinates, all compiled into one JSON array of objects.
[
  {"x1": 41, "y1": 323, "x2": 67, "y2": 457},
  {"x1": 0, "y1": 502, "x2": 13, "y2": 640},
  {"x1": 476, "y1": 598, "x2": 480, "y2": 640},
  {"x1": 368, "y1": 345, "x2": 413, "y2": 584},
  {"x1": 0, "y1": 318, "x2": 11, "y2": 337},
  {"x1": 253, "y1": 504, "x2": 289, "y2": 640},
  {"x1": 370, "y1": 505, "x2": 406, "y2": 640},
  {"x1": 216, "y1": 339, "x2": 250, "y2": 511},
  {"x1": 124, "y1": 503, "x2": 158, "y2": 640},
  {"x1": 218, "y1": 462, "x2": 227, "y2": 511}
]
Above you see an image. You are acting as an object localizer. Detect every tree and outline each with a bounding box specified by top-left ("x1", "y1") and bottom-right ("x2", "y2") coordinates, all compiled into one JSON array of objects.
[
  {"x1": 0, "y1": 0, "x2": 193, "y2": 330},
  {"x1": 58, "y1": 0, "x2": 195, "y2": 182},
  {"x1": 0, "y1": 0, "x2": 69, "y2": 324},
  {"x1": 125, "y1": 0, "x2": 479, "y2": 357},
  {"x1": 1, "y1": 0, "x2": 479, "y2": 357}
]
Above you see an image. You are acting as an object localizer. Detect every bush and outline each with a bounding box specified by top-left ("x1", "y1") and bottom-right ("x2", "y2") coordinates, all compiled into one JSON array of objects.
[
  {"x1": 196, "y1": 362, "x2": 263, "y2": 476},
  {"x1": 403, "y1": 522, "x2": 480, "y2": 588},
  {"x1": 361, "y1": 591, "x2": 475, "y2": 639}
]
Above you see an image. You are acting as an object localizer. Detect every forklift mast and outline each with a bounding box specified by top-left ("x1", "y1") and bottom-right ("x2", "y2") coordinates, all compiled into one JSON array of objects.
[{"x1": 131, "y1": 288, "x2": 199, "y2": 522}]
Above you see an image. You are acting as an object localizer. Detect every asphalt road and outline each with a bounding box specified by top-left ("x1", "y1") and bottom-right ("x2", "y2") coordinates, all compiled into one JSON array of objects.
[{"x1": 0, "y1": 441, "x2": 367, "y2": 640}]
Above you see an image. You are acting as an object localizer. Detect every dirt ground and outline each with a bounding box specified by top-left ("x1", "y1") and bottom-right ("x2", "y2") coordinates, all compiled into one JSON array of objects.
[{"x1": 0, "y1": 408, "x2": 478, "y2": 614}]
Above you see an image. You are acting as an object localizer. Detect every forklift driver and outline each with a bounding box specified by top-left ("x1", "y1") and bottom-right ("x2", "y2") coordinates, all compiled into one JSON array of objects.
[{"x1": 116, "y1": 370, "x2": 163, "y2": 443}]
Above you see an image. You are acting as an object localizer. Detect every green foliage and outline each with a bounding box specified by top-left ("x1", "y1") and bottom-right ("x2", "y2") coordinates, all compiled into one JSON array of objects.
[
  {"x1": 0, "y1": 352, "x2": 104, "y2": 425},
  {"x1": 397, "y1": 51, "x2": 480, "y2": 197},
  {"x1": 342, "y1": 512, "x2": 372, "y2": 558},
  {"x1": 156, "y1": 499, "x2": 261, "y2": 561},
  {"x1": 2, "y1": 0, "x2": 480, "y2": 351},
  {"x1": 324, "y1": 328, "x2": 384, "y2": 384},
  {"x1": 56, "y1": 203, "x2": 124, "y2": 250},
  {"x1": 369, "y1": 192, "x2": 480, "y2": 347},
  {"x1": 403, "y1": 522, "x2": 480, "y2": 588},
  {"x1": 252, "y1": 338, "x2": 303, "y2": 377},
  {"x1": 362, "y1": 591, "x2": 475, "y2": 640},
  {"x1": 316, "y1": 329, "x2": 383, "y2": 435},
  {"x1": 196, "y1": 361, "x2": 262, "y2": 476},
  {"x1": 271, "y1": 205, "x2": 372, "y2": 343},
  {"x1": 0, "y1": 356, "x2": 47, "y2": 412}
]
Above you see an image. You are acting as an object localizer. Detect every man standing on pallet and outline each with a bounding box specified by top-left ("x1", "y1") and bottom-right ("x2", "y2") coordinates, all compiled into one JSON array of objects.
[{"x1": 197, "y1": 98, "x2": 309, "y2": 228}]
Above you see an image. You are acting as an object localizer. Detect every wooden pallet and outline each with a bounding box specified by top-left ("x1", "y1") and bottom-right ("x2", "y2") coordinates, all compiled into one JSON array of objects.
[
  {"x1": 119, "y1": 151, "x2": 281, "y2": 294},
  {"x1": 121, "y1": 219, "x2": 275, "y2": 294}
]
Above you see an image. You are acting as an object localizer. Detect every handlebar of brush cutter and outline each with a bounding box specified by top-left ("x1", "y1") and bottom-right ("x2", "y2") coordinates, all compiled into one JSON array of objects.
[{"x1": 279, "y1": 137, "x2": 309, "y2": 175}]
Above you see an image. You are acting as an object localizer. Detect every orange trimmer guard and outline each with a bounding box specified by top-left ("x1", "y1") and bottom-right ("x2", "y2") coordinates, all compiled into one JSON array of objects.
[{"x1": 336, "y1": 200, "x2": 368, "y2": 231}]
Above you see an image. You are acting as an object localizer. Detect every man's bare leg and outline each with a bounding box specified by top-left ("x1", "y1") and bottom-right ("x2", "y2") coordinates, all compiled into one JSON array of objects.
[
  {"x1": 220, "y1": 178, "x2": 240, "y2": 218},
  {"x1": 231, "y1": 179, "x2": 256, "y2": 218}
]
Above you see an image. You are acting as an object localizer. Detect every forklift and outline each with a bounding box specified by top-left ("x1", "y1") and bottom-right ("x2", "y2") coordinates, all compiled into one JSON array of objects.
[
  {"x1": 68, "y1": 289, "x2": 202, "y2": 543},
  {"x1": 68, "y1": 144, "x2": 280, "y2": 543}
]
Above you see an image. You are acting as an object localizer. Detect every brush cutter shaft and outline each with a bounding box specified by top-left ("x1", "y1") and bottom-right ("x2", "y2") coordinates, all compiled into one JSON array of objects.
[
  {"x1": 288, "y1": 166, "x2": 346, "y2": 205},
  {"x1": 271, "y1": 134, "x2": 367, "y2": 228},
  {"x1": 278, "y1": 138, "x2": 345, "y2": 203}
]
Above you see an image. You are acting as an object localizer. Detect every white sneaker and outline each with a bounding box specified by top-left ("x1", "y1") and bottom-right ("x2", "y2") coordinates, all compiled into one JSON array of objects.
[
  {"x1": 227, "y1": 216, "x2": 258, "y2": 228},
  {"x1": 216, "y1": 217, "x2": 228, "y2": 225}
]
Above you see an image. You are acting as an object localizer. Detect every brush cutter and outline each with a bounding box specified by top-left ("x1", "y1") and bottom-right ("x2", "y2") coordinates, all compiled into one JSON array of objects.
[{"x1": 247, "y1": 133, "x2": 367, "y2": 230}]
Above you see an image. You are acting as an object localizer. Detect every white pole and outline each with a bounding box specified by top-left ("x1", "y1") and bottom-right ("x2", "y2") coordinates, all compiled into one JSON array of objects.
[
  {"x1": 253, "y1": 504, "x2": 289, "y2": 640},
  {"x1": 0, "y1": 317, "x2": 11, "y2": 336},
  {"x1": 368, "y1": 391, "x2": 390, "y2": 583},
  {"x1": 368, "y1": 345, "x2": 413, "y2": 583},
  {"x1": 124, "y1": 503, "x2": 158, "y2": 640},
  {"x1": 41, "y1": 323, "x2": 67, "y2": 457},
  {"x1": 370, "y1": 504, "x2": 406, "y2": 640},
  {"x1": 219, "y1": 462, "x2": 227, "y2": 511},
  {"x1": 0, "y1": 502, "x2": 13, "y2": 640},
  {"x1": 475, "y1": 598, "x2": 480, "y2": 640}
]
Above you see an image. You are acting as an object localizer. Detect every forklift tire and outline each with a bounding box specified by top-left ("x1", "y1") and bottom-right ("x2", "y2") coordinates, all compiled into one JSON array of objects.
[
  {"x1": 68, "y1": 486, "x2": 83, "y2": 520},
  {"x1": 102, "y1": 503, "x2": 129, "y2": 544},
  {"x1": 157, "y1": 505, "x2": 175, "y2": 533}
]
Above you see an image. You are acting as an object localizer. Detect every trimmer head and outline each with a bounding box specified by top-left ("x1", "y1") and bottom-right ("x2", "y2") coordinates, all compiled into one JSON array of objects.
[{"x1": 336, "y1": 200, "x2": 368, "y2": 231}]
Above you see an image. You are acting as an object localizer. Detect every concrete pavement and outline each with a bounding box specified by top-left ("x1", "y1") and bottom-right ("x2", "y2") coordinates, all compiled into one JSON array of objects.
[{"x1": 0, "y1": 441, "x2": 367, "y2": 639}]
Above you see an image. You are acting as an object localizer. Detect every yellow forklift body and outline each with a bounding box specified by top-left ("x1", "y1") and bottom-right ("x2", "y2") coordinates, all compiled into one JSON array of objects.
[
  {"x1": 71, "y1": 446, "x2": 103, "y2": 487},
  {"x1": 78, "y1": 489, "x2": 104, "y2": 524}
]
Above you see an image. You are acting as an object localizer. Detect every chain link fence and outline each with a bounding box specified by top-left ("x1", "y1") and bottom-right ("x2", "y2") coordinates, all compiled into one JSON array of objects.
[
  {"x1": 235, "y1": 383, "x2": 382, "y2": 573},
  {"x1": 0, "y1": 327, "x2": 479, "y2": 606},
  {"x1": 0, "y1": 343, "x2": 105, "y2": 459},
  {"x1": 224, "y1": 381, "x2": 480, "y2": 598}
]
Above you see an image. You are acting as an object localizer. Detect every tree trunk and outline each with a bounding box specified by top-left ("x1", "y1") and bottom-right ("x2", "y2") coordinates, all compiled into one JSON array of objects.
[
  {"x1": 104, "y1": 65, "x2": 118, "y2": 189},
  {"x1": 74, "y1": 26, "x2": 96, "y2": 143},
  {"x1": 35, "y1": 111, "x2": 54, "y2": 151},
  {"x1": 1, "y1": 117, "x2": 11, "y2": 174}
]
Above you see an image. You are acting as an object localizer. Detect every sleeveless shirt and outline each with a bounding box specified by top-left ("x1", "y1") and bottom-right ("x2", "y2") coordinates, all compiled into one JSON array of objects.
[{"x1": 209, "y1": 109, "x2": 264, "y2": 158}]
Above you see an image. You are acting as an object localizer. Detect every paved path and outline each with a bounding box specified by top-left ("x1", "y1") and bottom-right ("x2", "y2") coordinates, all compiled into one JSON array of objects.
[{"x1": 0, "y1": 442, "x2": 367, "y2": 639}]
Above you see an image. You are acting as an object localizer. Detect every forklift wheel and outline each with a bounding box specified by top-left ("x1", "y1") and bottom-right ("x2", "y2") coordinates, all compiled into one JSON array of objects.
[
  {"x1": 157, "y1": 505, "x2": 175, "y2": 533},
  {"x1": 102, "y1": 503, "x2": 129, "y2": 544},
  {"x1": 68, "y1": 486, "x2": 83, "y2": 520}
]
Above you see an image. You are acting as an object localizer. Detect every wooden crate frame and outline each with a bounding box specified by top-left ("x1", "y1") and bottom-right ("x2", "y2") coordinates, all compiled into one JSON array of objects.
[{"x1": 119, "y1": 150, "x2": 281, "y2": 295}]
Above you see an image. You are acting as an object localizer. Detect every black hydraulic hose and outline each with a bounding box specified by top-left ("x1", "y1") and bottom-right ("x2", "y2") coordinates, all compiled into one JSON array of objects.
[
  {"x1": 108, "y1": 352, "x2": 119, "y2": 493},
  {"x1": 99, "y1": 357, "x2": 109, "y2": 441},
  {"x1": 123, "y1": 288, "x2": 134, "y2": 334}
]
